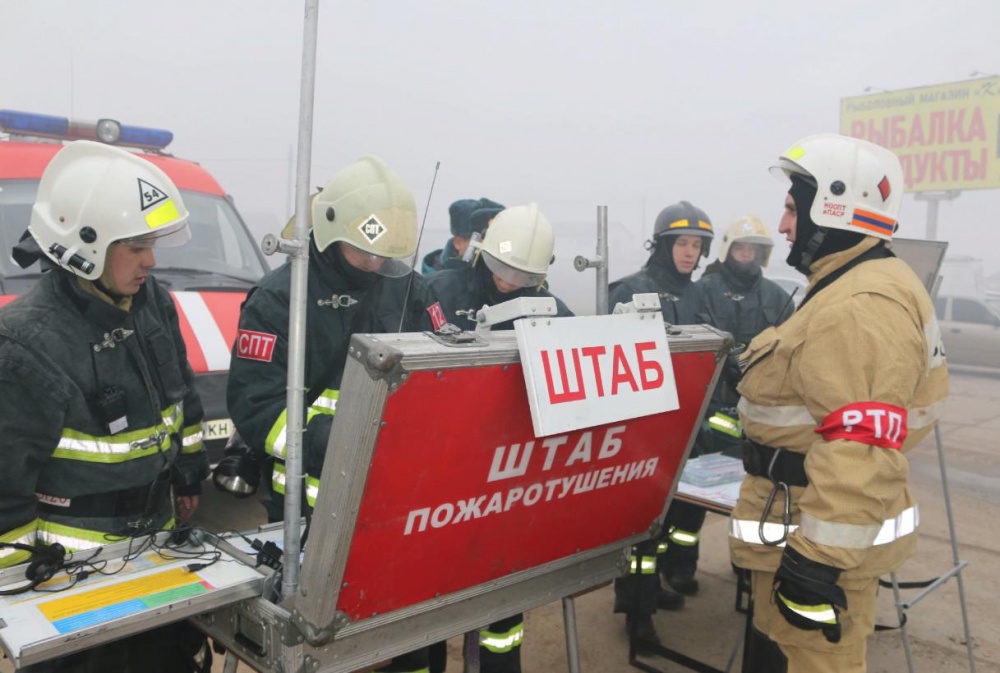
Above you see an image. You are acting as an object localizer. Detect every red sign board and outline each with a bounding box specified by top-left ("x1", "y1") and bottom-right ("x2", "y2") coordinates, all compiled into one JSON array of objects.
[{"x1": 336, "y1": 349, "x2": 718, "y2": 620}]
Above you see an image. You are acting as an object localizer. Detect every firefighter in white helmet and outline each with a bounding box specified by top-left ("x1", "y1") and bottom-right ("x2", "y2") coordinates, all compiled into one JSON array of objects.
[
  {"x1": 608, "y1": 200, "x2": 715, "y2": 646},
  {"x1": 227, "y1": 155, "x2": 439, "y2": 673},
  {"x1": 730, "y1": 134, "x2": 949, "y2": 672},
  {"x1": 654, "y1": 218, "x2": 796, "y2": 599},
  {"x1": 0, "y1": 140, "x2": 211, "y2": 670},
  {"x1": 426, "y1": 203, "x2": 572, "y2": 673}
]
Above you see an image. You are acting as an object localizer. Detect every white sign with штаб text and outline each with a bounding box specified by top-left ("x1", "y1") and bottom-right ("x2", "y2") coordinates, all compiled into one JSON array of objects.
[{"x1": 515, "y1": 313, "x2": 679, "y2": 437}]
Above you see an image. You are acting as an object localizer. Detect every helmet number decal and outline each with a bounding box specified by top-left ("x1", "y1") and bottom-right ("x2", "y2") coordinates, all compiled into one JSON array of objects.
[
  {"x1": 138, "y1": 178, "x2": 169, "y2": 211},
  {"x1": 359, "y1": 215, "x2": 387, "y2": 244}
]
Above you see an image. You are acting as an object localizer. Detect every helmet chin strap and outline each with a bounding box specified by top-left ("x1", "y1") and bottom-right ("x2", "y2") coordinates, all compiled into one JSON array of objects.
[{"x1": 795, "y1": 228, "x2": 827, "y2": 276}]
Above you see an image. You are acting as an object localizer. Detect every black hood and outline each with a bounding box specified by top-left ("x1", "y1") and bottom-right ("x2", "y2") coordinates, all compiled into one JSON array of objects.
[
  {"x1": 786, "y1": 176, "x2": 866, "y2": 276},
  {"x1": 646, "y1": 236, "x2": 694, "y2": 288}
]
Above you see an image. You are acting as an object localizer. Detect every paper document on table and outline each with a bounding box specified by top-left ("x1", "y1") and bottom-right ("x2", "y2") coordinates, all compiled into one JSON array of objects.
[
  {"x1": 677, "y1": 453, "x2": 745, "y2": 511},
  {"x1": 680, "y1": 453, "x2": 745, "y2": 487}
]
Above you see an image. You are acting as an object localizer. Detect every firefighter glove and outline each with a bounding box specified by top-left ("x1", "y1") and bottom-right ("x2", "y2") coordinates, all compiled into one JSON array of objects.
[{"x1": 773, "y1": 546, "x2": 847, "y2": 643}]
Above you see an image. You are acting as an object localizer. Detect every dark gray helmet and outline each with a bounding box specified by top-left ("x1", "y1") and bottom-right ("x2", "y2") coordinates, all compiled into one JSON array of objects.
[{"x1": 652, "y1": 200, "x2": 714, "y2": 257}]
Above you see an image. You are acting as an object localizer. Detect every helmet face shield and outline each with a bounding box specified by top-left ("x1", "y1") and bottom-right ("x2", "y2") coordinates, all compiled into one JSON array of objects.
[
  {"x1": 340, "y1": 242, "x2": 414, "y2": 278},
  {"x1": 482, "y1": 252, "x2": 546, "y2": 289},
  {"x1": 118, "y1": 220, "x2": 191, "y2": 249}
]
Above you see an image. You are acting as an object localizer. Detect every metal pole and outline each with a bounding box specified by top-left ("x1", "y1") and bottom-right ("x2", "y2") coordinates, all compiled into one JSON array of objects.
[
  {"x1": 915, "y1": 191, "x2": 961, "y2": 241},
  {"x1": 562, "y1": 596, "x2": 582, "y2": 673},
  {"x1": 281, "y1": 0, "x2": 320, "y2": 599},
  {"x1": 596, "y1": 206, "x2": 609, "y2": 316},
  {"x1": 926, "y1": 198, "x2": 940, "y2": 241},
  {"x1": 572, "y1": 205, "x2": 610, "y2": 315},
  {"x1": 889, "y1": 573, "x2": 916, "y2": 673},
  {"x1": 934, "y1": 424, "x2": 977, "y2": 672}
]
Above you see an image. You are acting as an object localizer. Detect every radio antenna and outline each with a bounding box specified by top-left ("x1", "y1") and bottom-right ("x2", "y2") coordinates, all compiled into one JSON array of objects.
[{"x1": 398, "y1": 160, "x2": 441, "y2": 332}]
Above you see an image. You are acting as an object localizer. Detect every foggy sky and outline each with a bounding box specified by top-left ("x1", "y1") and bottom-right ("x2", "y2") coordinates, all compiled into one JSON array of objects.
[{"x1": 2, "y1": 0, "x2": 998, "y2": 311}]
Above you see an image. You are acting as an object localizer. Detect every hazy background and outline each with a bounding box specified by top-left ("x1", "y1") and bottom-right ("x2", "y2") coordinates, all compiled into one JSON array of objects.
[{"x1": 2, "y1": 0, "x2": 998, "y2": 311}]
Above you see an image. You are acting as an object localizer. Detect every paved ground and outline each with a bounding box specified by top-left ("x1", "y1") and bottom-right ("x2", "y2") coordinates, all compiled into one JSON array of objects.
[{"x1": 3, "y1": 371, "x2": 996, "y2": 672}]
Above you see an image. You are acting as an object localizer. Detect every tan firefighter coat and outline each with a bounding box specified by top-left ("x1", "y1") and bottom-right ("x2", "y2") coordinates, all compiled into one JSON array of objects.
[{"x1": 729, "y1": 238, "x2": 949, "y2": 579}]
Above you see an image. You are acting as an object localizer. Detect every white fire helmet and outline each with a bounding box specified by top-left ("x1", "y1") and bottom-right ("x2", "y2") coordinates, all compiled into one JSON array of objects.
[
  {"x1": 29, "y1": 140, "x2": 190, "y2": 280},
  {"x1": 472, "y1": 203, "x2": 554, "y2": 288},
  {"x1": 771, "y1": 133, "x2": 904, "y2": 241},
  {"x1": 719, "y1": 215, "x2": 774, "y2": 267},
  {"x1": 311, "y1": 155, "x2": 418, "y2": 278}
]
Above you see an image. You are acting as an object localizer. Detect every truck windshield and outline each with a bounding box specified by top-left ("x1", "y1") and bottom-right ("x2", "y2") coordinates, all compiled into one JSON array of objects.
[{"x1": 0, "y1": 179, "x2": 267, "y2": 281}]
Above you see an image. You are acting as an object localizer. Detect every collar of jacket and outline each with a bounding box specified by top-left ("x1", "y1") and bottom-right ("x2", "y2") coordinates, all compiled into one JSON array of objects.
[
  {"x1": 642, "y1": 259, "x2": 691, "y2": 296},
  {"x1": 309, "y1": 237, "x2": 377, "y2": 291},
  {"x1": 58, "y1": 271, "x2": 146, "y2": 328},
  {"x1": 719, "y1": 258, "x2": 762, "y2": 292},
  {"x1": 75, "y1": 276, "x2": 133, "y2": 312},
  {"x1": 806, "y1": 236, "x2": 880, "y2": 291}
]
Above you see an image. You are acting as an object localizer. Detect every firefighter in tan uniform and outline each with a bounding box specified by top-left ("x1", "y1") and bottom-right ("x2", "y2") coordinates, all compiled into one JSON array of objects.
[{"x1": 729, "y1": 134, "x2": 949, "y2": 672}]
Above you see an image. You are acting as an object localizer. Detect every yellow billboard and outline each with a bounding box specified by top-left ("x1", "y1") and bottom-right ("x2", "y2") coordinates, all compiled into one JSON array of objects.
[{"x1": 840, "y1": 76, "x2": 1000, "y2": 192}]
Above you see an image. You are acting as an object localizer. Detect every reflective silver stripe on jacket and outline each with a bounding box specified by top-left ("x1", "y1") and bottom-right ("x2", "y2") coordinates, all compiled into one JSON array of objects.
[
  {"x1": 737, "y1": 398, "x2": 814, "y2": 427},
  {"x1": 729, "y1": 505, "x2": 918, "y2": 548}
]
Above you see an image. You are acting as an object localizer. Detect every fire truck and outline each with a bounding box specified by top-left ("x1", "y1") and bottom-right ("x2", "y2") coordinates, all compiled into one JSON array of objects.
[{"x1": 0, "y1": 109, "x2": 270, "y2": 464}]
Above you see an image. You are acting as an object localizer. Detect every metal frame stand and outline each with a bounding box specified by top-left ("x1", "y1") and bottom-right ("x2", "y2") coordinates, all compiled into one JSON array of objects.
[{"x1": 889, "y1": 424, "x2": 976, "y2": 672}]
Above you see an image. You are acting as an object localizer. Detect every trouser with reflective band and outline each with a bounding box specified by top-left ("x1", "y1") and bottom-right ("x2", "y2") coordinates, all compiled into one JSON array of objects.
[
  {"x1": 661, "y1": 499, "x2": 705, "y2": 569},
  {"x1": 479, "y1": 613, "x2": 524, "y2": 673},
  {"x1": 614, "y1": 538, "x2": 660, "y2": 615},
  {"x1": 746, "y1": 570, "x2": 877, "y2": 673}
]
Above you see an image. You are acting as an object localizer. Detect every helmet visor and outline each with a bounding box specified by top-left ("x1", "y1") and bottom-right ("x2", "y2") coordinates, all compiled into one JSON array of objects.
[
  {"x1": 769, "y1": 158, "x2": 816, "y2": 185},
  {"x1": 482, "y1": 252, "x2": 546, "y2": 289},
  {"x1": 341, "y1": 242, "x2": 414, "y2": 278},
  {"x1": 118, "y1": 221, "x2": 192, "y2": 249}
]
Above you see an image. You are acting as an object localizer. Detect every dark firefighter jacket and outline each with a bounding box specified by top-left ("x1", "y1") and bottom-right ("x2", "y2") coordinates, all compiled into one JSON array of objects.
[
  {"x1": 608, "y1": 262, "x2": 702, "y2": 326},
  {"x1": 427, "y1": 263, "x2": 574, "y2": 331},
  {"x1": 696, "y1": 263, "x2": 795, "y2": 433},
  {"x1": 697, "y1": 263, "x2": 795, "y2": 349},
  {"x1": 227, "y1": 241, "x2": 439, "y2": 510},
  {"x1": 609, "y1": 261, "x2": 711, "y2": 457},
  {"x1": 0, "y1": 271, "x2": 207, "y2": 567}
]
